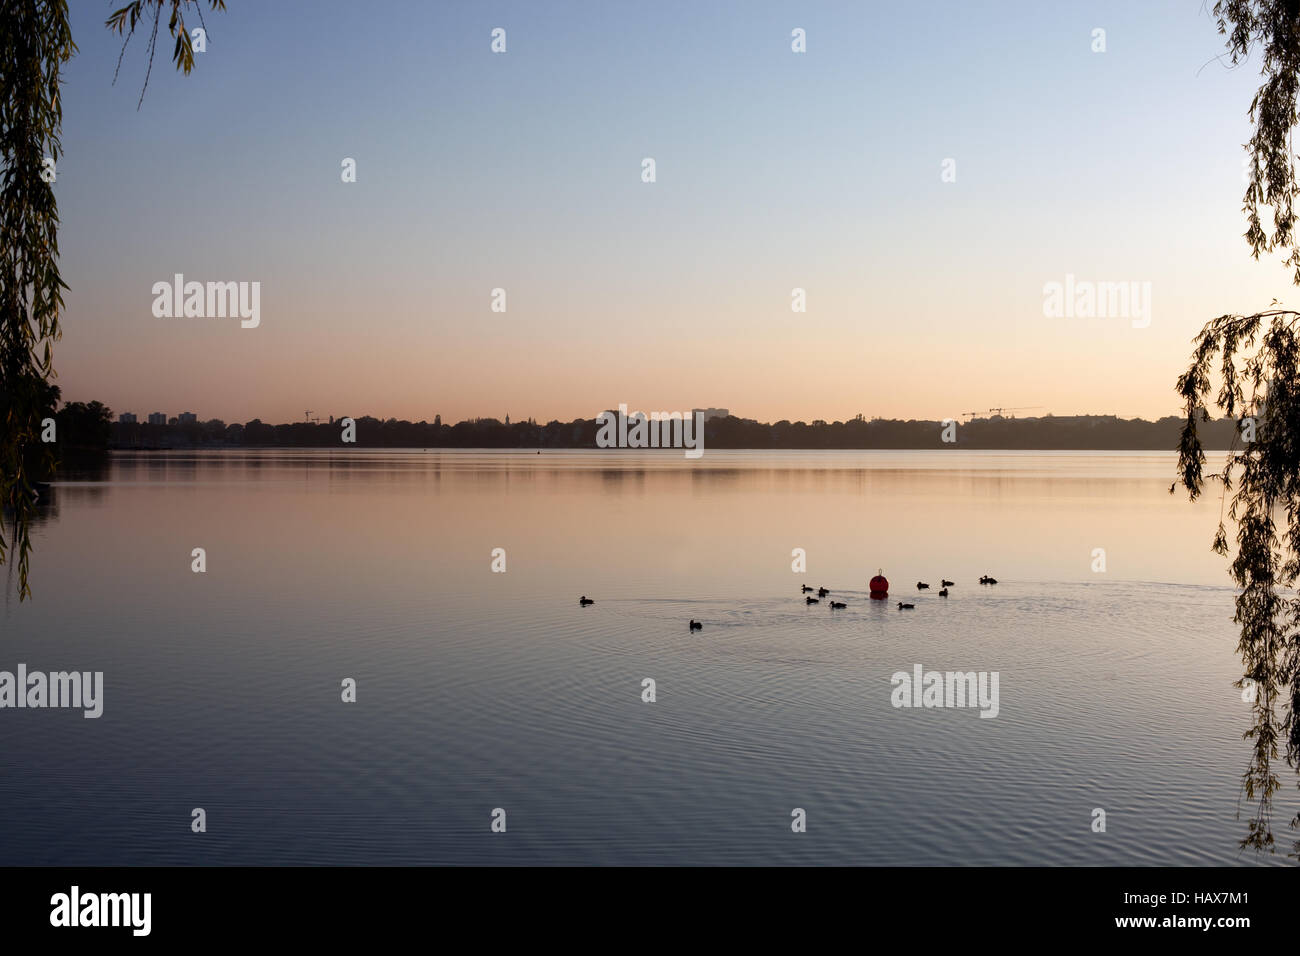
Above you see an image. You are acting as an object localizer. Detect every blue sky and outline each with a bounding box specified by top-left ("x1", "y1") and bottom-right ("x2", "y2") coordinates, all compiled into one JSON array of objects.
[{"x1": 50, "y1": 0, "x2": 1291, "y2": 423}]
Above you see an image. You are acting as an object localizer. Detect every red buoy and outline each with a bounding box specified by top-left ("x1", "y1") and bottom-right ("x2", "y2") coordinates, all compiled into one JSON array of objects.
[{"x1": 869, "y1": 570, "x2": 889, "y2": 600}]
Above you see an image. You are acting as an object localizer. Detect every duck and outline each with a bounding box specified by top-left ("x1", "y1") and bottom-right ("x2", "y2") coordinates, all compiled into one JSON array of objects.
[
  {"x1": 938, "y1": 587, "x2": 949, "y2": 597},
  {"x1": 806, "y1": 596, "x2": 820, "y2": 605},
  {"x1": 579, "y1": 596, "x2": 594, "y2": 606},
  {"x1": 941, "y1": 579, "x2": 954, "y2": 587},
  {"x1": 916, "y1": 581, "x2": 930, "y2": 590},
  {"x1": 897, "y1": 602, "x2": 915, "y2": 610},
  {"x1": 801, "y1": 585, "x2": 814, "y2": 593},
  {"x1": 829, "y1": 601, "x2": 847, "y2": 609},
  {"x1": 983, "y1": 576, "x2": 998, "y2": 585},
  {"x1": 817, "y1": 587, "x2": 829, "y2": 598},
  {"x1": 689, "y1": 620, "x2": 702, "y2": 631}
]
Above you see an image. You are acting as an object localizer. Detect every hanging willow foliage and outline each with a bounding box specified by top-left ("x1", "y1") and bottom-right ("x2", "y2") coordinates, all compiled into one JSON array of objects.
[
  {"x1": 1177, "y1": 1, "x2": 1300, "y2": 856},
  {"x1": 0, "y1": 1, "x2": 76, "y2": 601},
  {"x1": 1176, "y1": 311, "x2": 1300, "y2": 854}
]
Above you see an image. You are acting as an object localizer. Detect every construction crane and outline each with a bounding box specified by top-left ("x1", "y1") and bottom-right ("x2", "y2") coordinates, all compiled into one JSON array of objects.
[
  {"x1": 988, "y1": 405, "x2": 1043, "y2": 418},
  {"x1": 961, "y1": 411, "x2": 980, "y2": 420},
  {"x1": 304, "y1": 409, "x2": 320, "y2": 423}
]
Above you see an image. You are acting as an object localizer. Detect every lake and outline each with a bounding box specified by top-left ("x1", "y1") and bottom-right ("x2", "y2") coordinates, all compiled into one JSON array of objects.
[{"x1": 0, "y1": 449, "x2": 1290, "y2": 865}]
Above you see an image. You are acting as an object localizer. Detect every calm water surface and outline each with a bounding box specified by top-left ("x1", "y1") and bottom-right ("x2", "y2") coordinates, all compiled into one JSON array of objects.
[{"x1": 0, "y1": 449, "x2": 1291, "y2": 865}]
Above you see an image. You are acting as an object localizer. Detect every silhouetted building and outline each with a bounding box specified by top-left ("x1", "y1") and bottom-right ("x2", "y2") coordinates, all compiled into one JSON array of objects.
[
  {"x1": 693, "y1": 407, "x2": 730, "y2": 422},
  {"x1": 147, "y1": 412, "x2": 166, "y2": 425},
  {"x1": 178, "y1": 412, "x2": 197, "y2": 424},
  {"x1": 118, "y1": 412, "x2": 137, "y2": 424}
]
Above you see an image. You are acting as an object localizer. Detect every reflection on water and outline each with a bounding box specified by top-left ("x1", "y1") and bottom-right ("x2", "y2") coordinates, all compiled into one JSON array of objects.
[{"x1": 0, "y1": 449, "x2": 1289, "y2": 865}]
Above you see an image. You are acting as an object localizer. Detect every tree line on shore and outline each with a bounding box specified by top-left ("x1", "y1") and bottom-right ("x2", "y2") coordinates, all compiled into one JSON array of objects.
[{"x1": 102, "y1": 412, "x2": 1242, "y2": 450}]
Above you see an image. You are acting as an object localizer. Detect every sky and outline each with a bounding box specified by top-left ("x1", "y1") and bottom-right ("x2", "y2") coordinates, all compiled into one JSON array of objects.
[{"x1": 48, "y1": 0, "x2": 1300, "y2": 425}]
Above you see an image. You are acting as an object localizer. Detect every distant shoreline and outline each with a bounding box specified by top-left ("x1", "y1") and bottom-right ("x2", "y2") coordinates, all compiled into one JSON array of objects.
[
  {"x1": 107, "y1": 413, "x2": 1239, "y2": 452},
  {"x1": 101, "y1": 447, "x2": 1227, "y2": 455}
]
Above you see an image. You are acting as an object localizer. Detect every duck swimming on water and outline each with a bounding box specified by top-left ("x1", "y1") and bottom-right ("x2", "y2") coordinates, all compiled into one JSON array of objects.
[
  {"x1": 801, "y1": 585, "x2": 814, "y2": 593},
  {"x1": 689, "y1": 620, "x2": 702, "y2": 631},
  {"x1": 806, "y1": 596, "x2": 820, "y2": 605},
  {"x1": 938, "y1": 587, "x2": 949, "y2": 597},
  {"x1": 829, "y1": 601, "x2": 847, "y2": 609},
  {"x1": 916, "y1": 581, "x2": 930, "y2": 590},
  {"x1": 579, "y1": 596, "x2": 594, "y2": 605},
  {"x1": 941, "y1": 579, "x2": 954, "y2": 587},
  {"x1": 897, "y1": 602, "x2": 915, "y2": 610}
]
